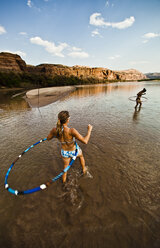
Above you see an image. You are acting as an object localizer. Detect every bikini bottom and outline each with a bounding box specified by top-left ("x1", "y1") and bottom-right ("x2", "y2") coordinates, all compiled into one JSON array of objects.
[{"x1": 61, "y1": 142, "x2": 81, "y2": 158}]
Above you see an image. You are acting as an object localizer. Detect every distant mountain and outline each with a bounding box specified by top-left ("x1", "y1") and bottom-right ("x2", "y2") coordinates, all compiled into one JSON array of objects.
[
  {"x1": 0, "y1": 52, "x2": 147, "y2": 81},
  {"x1": 0, "y1": 52, "x2": 147, "y2": 88},
  {"x1": 145, "y1": 73, "x2": 160, "y2": 79}
]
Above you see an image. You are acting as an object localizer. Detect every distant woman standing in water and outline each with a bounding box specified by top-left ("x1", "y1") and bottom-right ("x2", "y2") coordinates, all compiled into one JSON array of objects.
[
  {"x1": 135, "y1": 88, "x2": 146, "y2": 109},
  {"x1": 47, "y1": 111, "x2": 93, "y2": 183}
]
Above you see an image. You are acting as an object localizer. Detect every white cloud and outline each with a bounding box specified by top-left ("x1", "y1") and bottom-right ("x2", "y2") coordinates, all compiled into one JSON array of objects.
[
  {"x1": 72, "y1": 47, "x2": 82, "y2": 52},
  {"x1": 30, "y1": 36, "x2": 68, "y2": 57},
  {"x1": 27, "y1": 0, "x2": 32, "y2": 8},
  {"x1": 68, "y1": 46, "x2": 89, "y2": 58},
  {"x1": 1, "y1": 50, "x2": 26, "y2": 58},
  {"x1": 142, "y1": 32, "x2": 160, "y2": 43},
  {"x1": 15, "y1": 51, "x2": 26, "y2": 57},
  {"x1": 105, "y1": 1, "x2": 109, "y2": 8},
  {"x1": 0, "y1": 25, "x2": 6, "y2": 34},
  {"x1": 91, "y1": 29, "x2": 102, "y2": 37},
  {"x1": 90, "y1": 13, "x2": 106, "y2": 27},
  {"x1": 108, "y1": 55, "x2": 120, "y2": 60},
  {"x1": 143, "y1": 32, "x2": 160, "y2": 39},
  {"x1": 142, "y1": 40, "x2": 148, "y2": 44},
  {"x1": 19, "y1": 32, "x2": 27, "y2": 36},
  {"x1": 30, "y1": 36, "x2": 89, "y2": 59},
  {"x1": 111, "y1": 17, "x2": 135, "y2": 29},
  {"x1": 27, "y1": 0, "x2": 42, "y2": 11},
  {"x1": 68, "y1": 51, "x2": 89, "y2": 58},
  {"x1": 89, "y1": 13, "x2": 135, "y2": 29}
]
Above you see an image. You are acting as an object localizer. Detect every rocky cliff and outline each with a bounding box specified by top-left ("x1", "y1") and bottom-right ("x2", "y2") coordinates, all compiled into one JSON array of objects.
[
  {"x1": 145, "y1": 72, "x2": 160, "y2": 79},
  {"x1": 115, "y1": 69, "x2": 147, "y2": 81},
  {"x1": 30, "y1": 64, "x2": 119, "y2": 80},
  {"x1": 0, "y1": 52, "x2": 146, "y2": 81},
  {"x1": 0, "y1": 52, "x2": 26, "y2": 72}
]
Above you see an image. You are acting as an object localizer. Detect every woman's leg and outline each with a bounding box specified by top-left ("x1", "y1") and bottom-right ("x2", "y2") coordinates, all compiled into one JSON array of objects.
[
  {"x1": 139, "y1": 100, "x2": 142, "y2": 107},
  {"x1": 135, "y1": 100, "x2": 138, "y2": 108},
  {"x1": 62, "y1": 157, "x2": 71, "y2": 183},
  {"x1": 77, "y1": 150, "x2": 87, "y2": 174}
]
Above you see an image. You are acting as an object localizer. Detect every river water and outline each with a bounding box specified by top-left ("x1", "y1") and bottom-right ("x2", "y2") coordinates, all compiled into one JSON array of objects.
[{"x1": 0, "y1": 81, "x2": 160, "y2": 248}]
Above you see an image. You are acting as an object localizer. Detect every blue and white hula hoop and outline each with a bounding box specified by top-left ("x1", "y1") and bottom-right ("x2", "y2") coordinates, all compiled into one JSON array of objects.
[{"x1": 5, "y1": 138, "x2": 78, "y2": 196}]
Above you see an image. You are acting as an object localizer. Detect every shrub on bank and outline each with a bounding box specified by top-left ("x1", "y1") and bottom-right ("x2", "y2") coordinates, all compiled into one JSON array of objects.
[{"x1": 0, "y1": 71, "x2": 119, "y2": 89}]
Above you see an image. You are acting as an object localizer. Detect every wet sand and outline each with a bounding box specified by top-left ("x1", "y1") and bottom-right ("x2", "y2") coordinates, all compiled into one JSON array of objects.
[{"x1": 25, "y1": 86, "x2": 76, "y2": 107}]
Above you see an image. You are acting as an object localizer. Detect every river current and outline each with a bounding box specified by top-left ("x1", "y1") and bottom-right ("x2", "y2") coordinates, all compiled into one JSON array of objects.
[{"x1": 0, "y1": 81, "x2": 160, "y2": 248}]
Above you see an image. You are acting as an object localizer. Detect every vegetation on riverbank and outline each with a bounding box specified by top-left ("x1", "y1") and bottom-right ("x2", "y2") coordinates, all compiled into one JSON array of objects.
[
  {"x1": 138, "y1": 78, "x2": 160, "y2": 82},
  {"x1": 0, "y1": 71, "x2": 122, "y2": 89}
]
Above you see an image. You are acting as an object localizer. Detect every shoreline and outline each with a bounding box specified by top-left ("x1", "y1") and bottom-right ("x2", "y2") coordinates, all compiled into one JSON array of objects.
[
  {"x1": 25, "y1": 86, "x2": 76, "y2": 108},
  {"x1": 1, "y1": 79, "x2": 157, "y2": 108},
  {"x1": 0, "y1": 87, "x2": 24, "y2": 92}
]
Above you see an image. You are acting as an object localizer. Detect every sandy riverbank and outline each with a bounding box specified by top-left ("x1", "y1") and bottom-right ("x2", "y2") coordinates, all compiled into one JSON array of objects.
[{"x1": 25, "y1": 86, "x2": 76, "y2": 107}]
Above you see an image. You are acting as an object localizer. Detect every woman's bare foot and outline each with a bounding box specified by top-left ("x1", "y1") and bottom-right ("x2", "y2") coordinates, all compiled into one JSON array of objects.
[{"x1": 83, "y1": 167, "x2": 87, "y2": 174}]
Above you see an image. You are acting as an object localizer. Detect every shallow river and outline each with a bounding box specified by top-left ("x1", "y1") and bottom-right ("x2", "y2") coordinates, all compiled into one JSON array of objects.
[{"x1": 0, "y1": 81, "x2": 160, "y2": 248}]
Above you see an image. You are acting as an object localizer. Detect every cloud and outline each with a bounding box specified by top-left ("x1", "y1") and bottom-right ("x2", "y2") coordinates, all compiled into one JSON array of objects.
[
  {"x1": 89, "y1": 13, "x2": 135, "y2": 29},
  {"x1": 68, "y1": 46, "x2": 89, "y2": 58},
  {"x1": 19, "y1": 32, "x2": 27, "y2": 36},
  {"x1": 0, "y1": 25, "x2": 6, "y2": 34},
  {"x1": 72, "y1": 47, "x2": 82, "y2": 52},
  {"x1": 142, "y1": 40, "x2": 148, "y2": 44},
  {"x1": 142, "y1": 32, "x2": 160, "y2": 43},
  {"x1": 27, "y1": 0, "x2": 42, "y2": 11},
  {"x1": 105, "y1": 1, "x2": 109, "y2": 8},
  {"x1": 30, "y1": 36, "x2": 68, "y2": 57},
  {"x1": 27, "y1": 0, "x2": 32, "y2": 8},
  {"x1": 91, "y1": 29, "x2": 102, "y2": 37},
  {"x1": 1, "y1": 50, "x2": 26, "y2": 58},
  {"x1": 108, "y1": 55, "x2": 120, "y2": 60},
  {"x1": 68, "y1": 51, "x2": 89, "y2": 58},
  {"x1": 15, "y1": 51, "x2": 26, "y2": 57},
  {"x1": 143, "y1": 32, "x2": 160, "y2": 39},
  {"x1": 30, "y1": 36, "x2": 89, "y2": 59}
]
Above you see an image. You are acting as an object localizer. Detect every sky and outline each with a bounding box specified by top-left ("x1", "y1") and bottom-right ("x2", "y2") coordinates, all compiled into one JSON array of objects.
[{"x1": 0, "y1": 0, "x2": 160, "y2": 73}]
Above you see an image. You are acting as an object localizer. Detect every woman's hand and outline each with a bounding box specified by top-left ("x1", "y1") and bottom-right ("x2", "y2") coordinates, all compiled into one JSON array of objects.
[
  {"x1": 88, "y1": 124, "x2": 93, "y2": 132},
  {"x1": 71, "y1": 125, "x2": 93, "y2": 144}
]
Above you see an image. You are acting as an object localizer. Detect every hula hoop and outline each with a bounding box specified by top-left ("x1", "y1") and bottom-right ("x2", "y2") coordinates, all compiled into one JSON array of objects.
[
  {"x1": 4, "y1": 138, "x2": 78, "y2": 196},
  {"x1": 128, "y1": 96, "x2": 148, "y2": 102}
]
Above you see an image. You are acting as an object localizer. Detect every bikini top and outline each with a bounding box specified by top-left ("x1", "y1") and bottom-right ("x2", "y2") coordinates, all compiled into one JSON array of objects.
[
  {"x1": 59, "y1": 126, "x2": 75, "y2": 145},
  {"x1": 60, "y1": 137, "x2": 75, "y2": 145}
]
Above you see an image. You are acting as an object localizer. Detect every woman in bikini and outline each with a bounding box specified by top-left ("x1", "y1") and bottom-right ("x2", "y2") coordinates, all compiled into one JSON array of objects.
[
  {"x1": 47, "y1": 111, "x2": 93, "y2": 183},
  {"x1": 135, "y1": 88, "x2": 146, "y2": 109}
]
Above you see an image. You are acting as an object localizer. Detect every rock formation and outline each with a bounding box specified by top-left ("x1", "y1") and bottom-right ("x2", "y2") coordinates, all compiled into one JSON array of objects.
[
  {"x1": 115, "y1": 69, "x2": 147, "y2": 81},
  {"x1": 145, "y1": 72, "x2": 160, "y2": 79},
  {"x1": 0, "y1": 52, "x2": 146, "y2": 81},
  {"x1": 0, "y1": 52, "x2": 26, "y2": 72},
  {"x1": 31, "y1": 64, "x2": 118, "y2": 81}
]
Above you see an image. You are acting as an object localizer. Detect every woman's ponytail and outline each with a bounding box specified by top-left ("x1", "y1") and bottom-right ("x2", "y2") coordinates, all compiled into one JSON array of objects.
[
  {"x1": 56, "y1": 119, "x2": 63, "y2": 137},
  {"x1": 56, "y1": 111, "x2": 70, "y2": 137}
]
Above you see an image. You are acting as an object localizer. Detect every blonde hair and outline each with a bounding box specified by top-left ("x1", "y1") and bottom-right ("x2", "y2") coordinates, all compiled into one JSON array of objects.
[{"x1": 56, "y1": 111, "x2": 70, "y2": 137}]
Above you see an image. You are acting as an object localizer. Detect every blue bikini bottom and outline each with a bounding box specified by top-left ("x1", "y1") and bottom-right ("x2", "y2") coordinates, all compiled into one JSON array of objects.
[{"x1": 61, "y1": 142, "x2": 81, "y2": 158}]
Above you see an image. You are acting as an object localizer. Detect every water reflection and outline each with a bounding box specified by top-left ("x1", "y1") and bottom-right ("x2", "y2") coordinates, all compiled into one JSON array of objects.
[
  {"x1": 133, "y1": 106, "x2": 141, "y2": 122},
  {"x1": 0, "y1": 90, "x2": 30, "y2": 111},
  {"x1": 72, "y1": 82, "x2": 146, "y2": 98},
  {"x1": 73, "y1": 84, "x2": 108, "y2": 97}
]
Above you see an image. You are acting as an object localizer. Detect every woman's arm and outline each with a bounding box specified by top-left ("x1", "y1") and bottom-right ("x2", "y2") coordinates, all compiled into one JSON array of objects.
[
  {"x1": 71, "y1": 124, "x2": 93, "y2": 144},
  {"x1": 47, "y1": 128, "x2": 57, "y2": 141}
]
